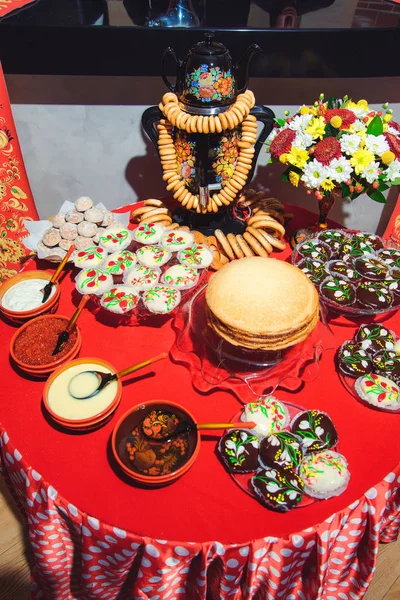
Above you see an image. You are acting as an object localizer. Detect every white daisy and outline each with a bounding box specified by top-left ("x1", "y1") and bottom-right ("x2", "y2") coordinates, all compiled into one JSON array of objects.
[
  {"x1": 384, "y1": 159, "x2": 400, "y2": 182},
  {"x1": 363, "y1": 161, "x2": 380, "y2": 184},
  {"x1": 340, "y1": 134, "x2": 362, "y2": 155},
  {"x1": 266, "y1": 128, "x2": 279, "y2": 146},
  {"x1": 293, "y1": 131, "x2": 313, "y2": 150},
  {"x1": 348, "y1": 105, "x2": 369, "y2": 118},
  {"x1": 301, "y1": 159, "x2": 328, "y2": 189},
  {"x1": 288, "y1": 114, "x2": 313, "y2": 132},
  {"x1": 364, "y1": 134, "x2": 390, "y2": 157},
  {"x1": 352, "y1": 121, "x2": 367, "y2": 134},
  {"x1": 386, "y1": 125, "x2": 400, "y2": 137},
  {"x1": 327, "y1": 157, "x2": 353, "y2": 183}
]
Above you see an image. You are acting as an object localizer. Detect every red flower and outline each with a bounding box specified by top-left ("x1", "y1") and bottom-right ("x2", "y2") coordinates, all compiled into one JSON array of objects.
[
  {"x1": 98, "y1": 274, "x2": 107, "y2": 281},
  {"x1": 270, "y1": 129, "x2": 296, "y2": 158},
  {"x1": 384, "y1": 132, "x2": 400, "y2": 159},
  {"x1": 314, "y1": 137, "x2": 342, "y2": 165},
  {"x1": 120, "y1": 300, "x2": 128, "y2": 310},
  {"x1": 78, "y1": 251, "x2": 85, "y2": 257},
  {"x1": 87, "y1": 281, "x2": 95, "y2": 288},
  {"x1": 87, "y1": 269, "x2": 96, "y2": 277},
  {"x1": 88, "y1": 254, "x2": 94, "y2": 260},
  {"x1": 324, "y1": 109, "x2": 356, "y2": 130}
]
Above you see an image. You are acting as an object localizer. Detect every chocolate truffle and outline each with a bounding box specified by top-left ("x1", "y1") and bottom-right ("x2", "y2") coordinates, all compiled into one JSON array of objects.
[
  {"x1": 372, "y1": 350, "x2": 400, "y2": 384},
  {"x1": 218, "y1": 429, "x2": 259, "y2": 474},
  {"x1": 356, "y1": 281, "x2": 393, "y2": 310},
  {"x1": 299, "y1": 451, "x2": 350, "y2": 499},
  {"x1": 297, "y1": 259, "x2": 328, "y2": 284},
  {"x1": 327, "y1": 260, "x2": 361, "y2": 283},
  {"x1": 318, "y1": 229, "x2": 348, "y2": 252},
  {"x1": 251, "y1": 466, "x2": 304, "y2": 512},
  {"x1": 355, "y1": 323, "x2": 395, "y2": 354},
  {"x1": 337, "y1": 341, "x2": 372, "y2": 377},
  {"x1": 291, "y1": 410, "x2": 338, "y2": 453},
  {"x1": 320, "y1": 276, "x2": 356, "y2": 306},
  {"x1": 259, "y1": 432, "x2": 302, "y2": 471},
  {"x1": 377, "y1": 248, "x2": 400, "y2": 269},
  {"x1": 353, "y1": 232, "x2": 384, "y2": 251},
  {"x1": 355, "y1": 373, "x2": 400, "y2": 411},
  {"x1": 297, "y1": 240, "x2": 331, "y2": 261},
  {"x1": 353, "y1": 257, "x2": 389, "y2": 281},
  {"x1": 338, "y1": 237, "x2": 374, "y2": 260}
]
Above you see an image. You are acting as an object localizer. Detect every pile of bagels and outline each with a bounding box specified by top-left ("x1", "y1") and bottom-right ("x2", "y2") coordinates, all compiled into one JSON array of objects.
[{"x1": 131, "y1": 189, "x2": 291, "y2": 270}]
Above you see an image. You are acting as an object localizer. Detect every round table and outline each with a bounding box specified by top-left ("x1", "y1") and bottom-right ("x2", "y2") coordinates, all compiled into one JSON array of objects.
[{"x1": 1, "y1": 204, "x2": 399, "y2": 600}]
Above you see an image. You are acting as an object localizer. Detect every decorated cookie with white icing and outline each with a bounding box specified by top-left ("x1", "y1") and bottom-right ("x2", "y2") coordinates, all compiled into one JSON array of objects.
[
  {"x1": 161, "y1": 230, "x2": 195, "y2": 252},
  {"x1": 355, "y1": 372, "x2": 400, "y2": 412},
  {"x1": 299, "y1": 450, "x2": 350, "y2": 499},
  {"x1": 241, "y1": 396, "x2": 289, "y2": 439},
  {"x1": 99, "y1": 226, "x2": 132, "y2": 251},
  {"x1": 103, "y1": 250, "x2": 137, "y2": 275},
  {"x1": 100, "y1": 285, "x2": 139, "y2": 314},
  {"x1": 161, "y1": 264, "x2": 199, "y2": 290},
  {"x1": 142, "y1": 285, "x2": 181, "y2": 314},
  {"x1": 136, "y1": 244, "x2": 171, "y2": 267},
  {"x1": 133, "y1": 222, "x2": 165, "y2": 245},
  {"x1": 123, "y1": 265, "x2": 160, "y2": 291},
  {"x1": 75, "y1": 268, "x2": 112, "y2": 296},
  {"x1": 73, "y1": 246, "x2": 106, "y2": 269},
  {"x1": 178, "y1": 244, "x2": 213, "y2": 269}
]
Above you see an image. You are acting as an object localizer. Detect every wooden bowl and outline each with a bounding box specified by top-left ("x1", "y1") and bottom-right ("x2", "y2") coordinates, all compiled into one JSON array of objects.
[
  {"x1": 111, "y1": 400, "x2": 200, "y2": 486},
  {"x1": 10, "y1": 315, "x2": 82, "y2": 377},
  {"x1": 43, "y1": 357, "x2": 122, "y2": 429},
  {"x1": 0, "y1": 270, "x2": 60, "y2": 324}
]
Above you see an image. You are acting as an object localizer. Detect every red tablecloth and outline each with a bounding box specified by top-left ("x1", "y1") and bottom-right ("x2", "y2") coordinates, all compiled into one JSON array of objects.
[{"x1": 1, "y1": 204, "x2": 400, "y2": 600}]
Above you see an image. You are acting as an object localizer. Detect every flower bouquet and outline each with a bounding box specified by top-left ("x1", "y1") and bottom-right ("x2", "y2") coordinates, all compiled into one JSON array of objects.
[{"x1": 265, "y1": 95, "x2": 400, "y2": 244}]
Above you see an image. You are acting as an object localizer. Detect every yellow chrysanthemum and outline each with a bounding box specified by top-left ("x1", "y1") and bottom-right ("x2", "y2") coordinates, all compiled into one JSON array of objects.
[
  {"x1": 347, "y1": 99, "x2": 369, "y2": 112},
  {"x1": 279, "y1": 153, "x2": 289, "y2": 164},
  {"x1": 321, "y1": 179, "x2": 336, "y2": 192},
  {"x1": 305, "y1": 116, "x2": 326, "y2": 140},
  {"x1": 330, "y1": 116, "x2": 342, "y2": 129},
  {"x1": 384, "y1": 114, "x2": 393, "y2": 123},
  {"x1": 286, "y1": 147, "x2": 309, "y2": 169},
  {"x1": 349, "y1": 149, "x2": 375, "y2": 175},
  {"x1": 382, "y1": 151, "x2": 395, "y2": 165},
  {"x1": 289, "y1": 171, "x2": 300, "y2": 187},
  {"x1": 300, "y1": 105, "x2": 312, "y2": 115}
]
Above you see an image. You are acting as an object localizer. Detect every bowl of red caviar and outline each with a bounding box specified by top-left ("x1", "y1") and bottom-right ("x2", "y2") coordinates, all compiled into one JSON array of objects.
[
  {"x1": 111, "y1": 400, "x2": 200, "y2": 486},
  {"x1": 10, "y1": 314, "x2": 82, "y2": 377}
]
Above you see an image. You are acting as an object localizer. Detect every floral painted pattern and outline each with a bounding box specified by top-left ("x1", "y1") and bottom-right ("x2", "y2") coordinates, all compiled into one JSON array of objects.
[
  {"x1": 0, "y1": 0, "x2": 34, "y2": 17},
  {"x1": 0, "y1": 66, "x2": 38, "y2": 283},
  {"x1": 212, "y1": 130, "x2": 241, "y2": 183},
  {"x1": 174, "y1": 130, "x2": 196, "y2": 186},
  {"x1": 184, "y1": 64, "x2": 234, "y2": 103}
]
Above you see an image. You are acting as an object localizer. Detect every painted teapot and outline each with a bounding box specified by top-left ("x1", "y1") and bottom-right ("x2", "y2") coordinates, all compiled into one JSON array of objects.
[{"x1": 161, "y1": 32, "x2": 261, "y2": 112}]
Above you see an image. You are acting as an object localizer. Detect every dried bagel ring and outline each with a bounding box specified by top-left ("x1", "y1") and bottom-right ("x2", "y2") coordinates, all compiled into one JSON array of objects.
[
  {"x1": 220, "y1": 187, "x2": 236, "y2": 202},
  {"x1": 141, "y1": 213, "x2": 170, "y2": 225},
  {"x1": 209, "y1": 115, "x2": 216, "y2": 134},
  {"x1": 234, "y1": 101, "x2": 248, "y2": 117},
  {"x1": 243, "y1": 231, "x2": 269, "y2": 257},
  {"x1": 160, "y1": 218, "x2": 173, "y2": 226},
  {"x1": 166, "y1": 222, "x2": 180, "y2": 231},
  {"x1": 190, "y1": 116, "x2": 199, "y2": 134},
  {"x1": 192, "y1": 195, "x2": 199, "y2": 210},
  {"x1": 236, "y1": 234, "x2": 255, "y2": 257},
  {"x1": 176, "y1": 110, "x2": 190, "y2": 129},
  {"x1": 249, "y1": 218, "x2": 286, "y2": 238},
  {"x1": 181, "y1": 191, "x2": 192, "y2": 207},
  {"x1": 186, "y1": 194, "x2": 195, "y2": 210},
  {"x1": 228, "y1": 178, "x2": 245, "y2": 192},
  {"x1": 215, "y1": 229, "x2": 235, "y2": 260},
  {"x1": 211, "y1": 199, "x2": 219, "y2": 213},
  {"x1": 141, "y1": 207, "x2": 171, "y2": 219},
  {"x1": 263, "y1": 209, "x2": 285, "y2": 225},
  {"x1": 203, "y1": 116, "x2": 210, "y2": 134},
  {"x1": 162, "y1": 171, "x2": 179, "y2": 182},
  {"x1": 226, "y1": 111, "x2": 238, "y2": 128},
  {"x1": 144, "y1": 199, "x2": 166, "y2": 207},
  {"x1": 227, "y1": 233, "x2": 244, "y2": 259},
  {"x1": 212, "y1": 194, "x2": 223, "y2": 207},
  {"x1": 214, "y1": 116, "x2": 222, "y2": 133},
  {"x1": 257, "y1": 229, "x2": 286, "y2": 250},
  {"x1": 219, "y1": 112, "x2": 229, "y2": 130},
  {"x1": 162, "y1": 92, "x2": 178, "y2": 105},
  {"x1": 197, "y1": 115, "x2": 204, "y2": 134},
  {"x1": 245, "y1": 226, "x2": 273, "y2": 253},
  {"x1": 231, "y1": 106, "x2": 244, "y2": 122}
]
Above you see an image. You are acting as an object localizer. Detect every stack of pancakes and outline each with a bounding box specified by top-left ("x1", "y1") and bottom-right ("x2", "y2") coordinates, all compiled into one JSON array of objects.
[{"x1": 205, "y1": 256, "x2": 319, "y2": 351}]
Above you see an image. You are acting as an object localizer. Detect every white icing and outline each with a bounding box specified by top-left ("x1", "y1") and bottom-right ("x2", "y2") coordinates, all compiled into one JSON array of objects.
[
  {"x1": 161, "y1": 264, "x2": 199, "y2": 290},
  {"x1": 1, "y1": 278, "x2": 56, "y2": 312},
  {"x1": 136, "y1": 245, "x2": 171, "y2": 267},
  {"x1": 123, "y1": 265, "x2": 160, "y2": 291},
  {"x1": 47, "y1": 362, "x2": 118, "y2": 420},
  {"x1": 355, "y1": 374, "x2": 400, "y2": 410},
  {"x1": 99, "y1": 226, "x2": 132, "y2": 251},
  {"x1": 240, "y1": 396, "x2": 289, "y2": 439},
  {"x1": 178, "y1": 244, "x2": 213, "y2": 269},
  {"x1": 142, "y1": 285, "x2": 181, "y2": 314},
  {"x1": 161, "y1": 230, "x2": 195, "y2": 252},
  {"x1": 75, "y1": 269, "x2": 113, "y2": 296},
  {"x1": 133, "y1": 222, "x2": 165, "y2": 245},
  {"x1": 300, "y1": 451, "x2": 349, "y2": 499}
]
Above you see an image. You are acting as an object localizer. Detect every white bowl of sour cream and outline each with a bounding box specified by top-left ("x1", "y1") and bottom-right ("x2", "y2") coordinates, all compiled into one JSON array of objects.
[{"x1": 0, "y1": 270, "x2": 61, "y2": 323}]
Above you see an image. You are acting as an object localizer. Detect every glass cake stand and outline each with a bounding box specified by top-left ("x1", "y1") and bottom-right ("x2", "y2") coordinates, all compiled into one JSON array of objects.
[{"x1": 171, "y1": 284, "x2": 335, "y2": 403}]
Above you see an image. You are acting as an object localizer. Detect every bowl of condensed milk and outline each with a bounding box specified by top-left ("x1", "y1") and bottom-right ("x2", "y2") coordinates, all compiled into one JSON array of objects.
[
  {"x1": 0, "y1": 270, "x2": 60, "y2": 324},
  {"x1": 43, "y1": 357, "x2": 122, "y2": 430}
]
